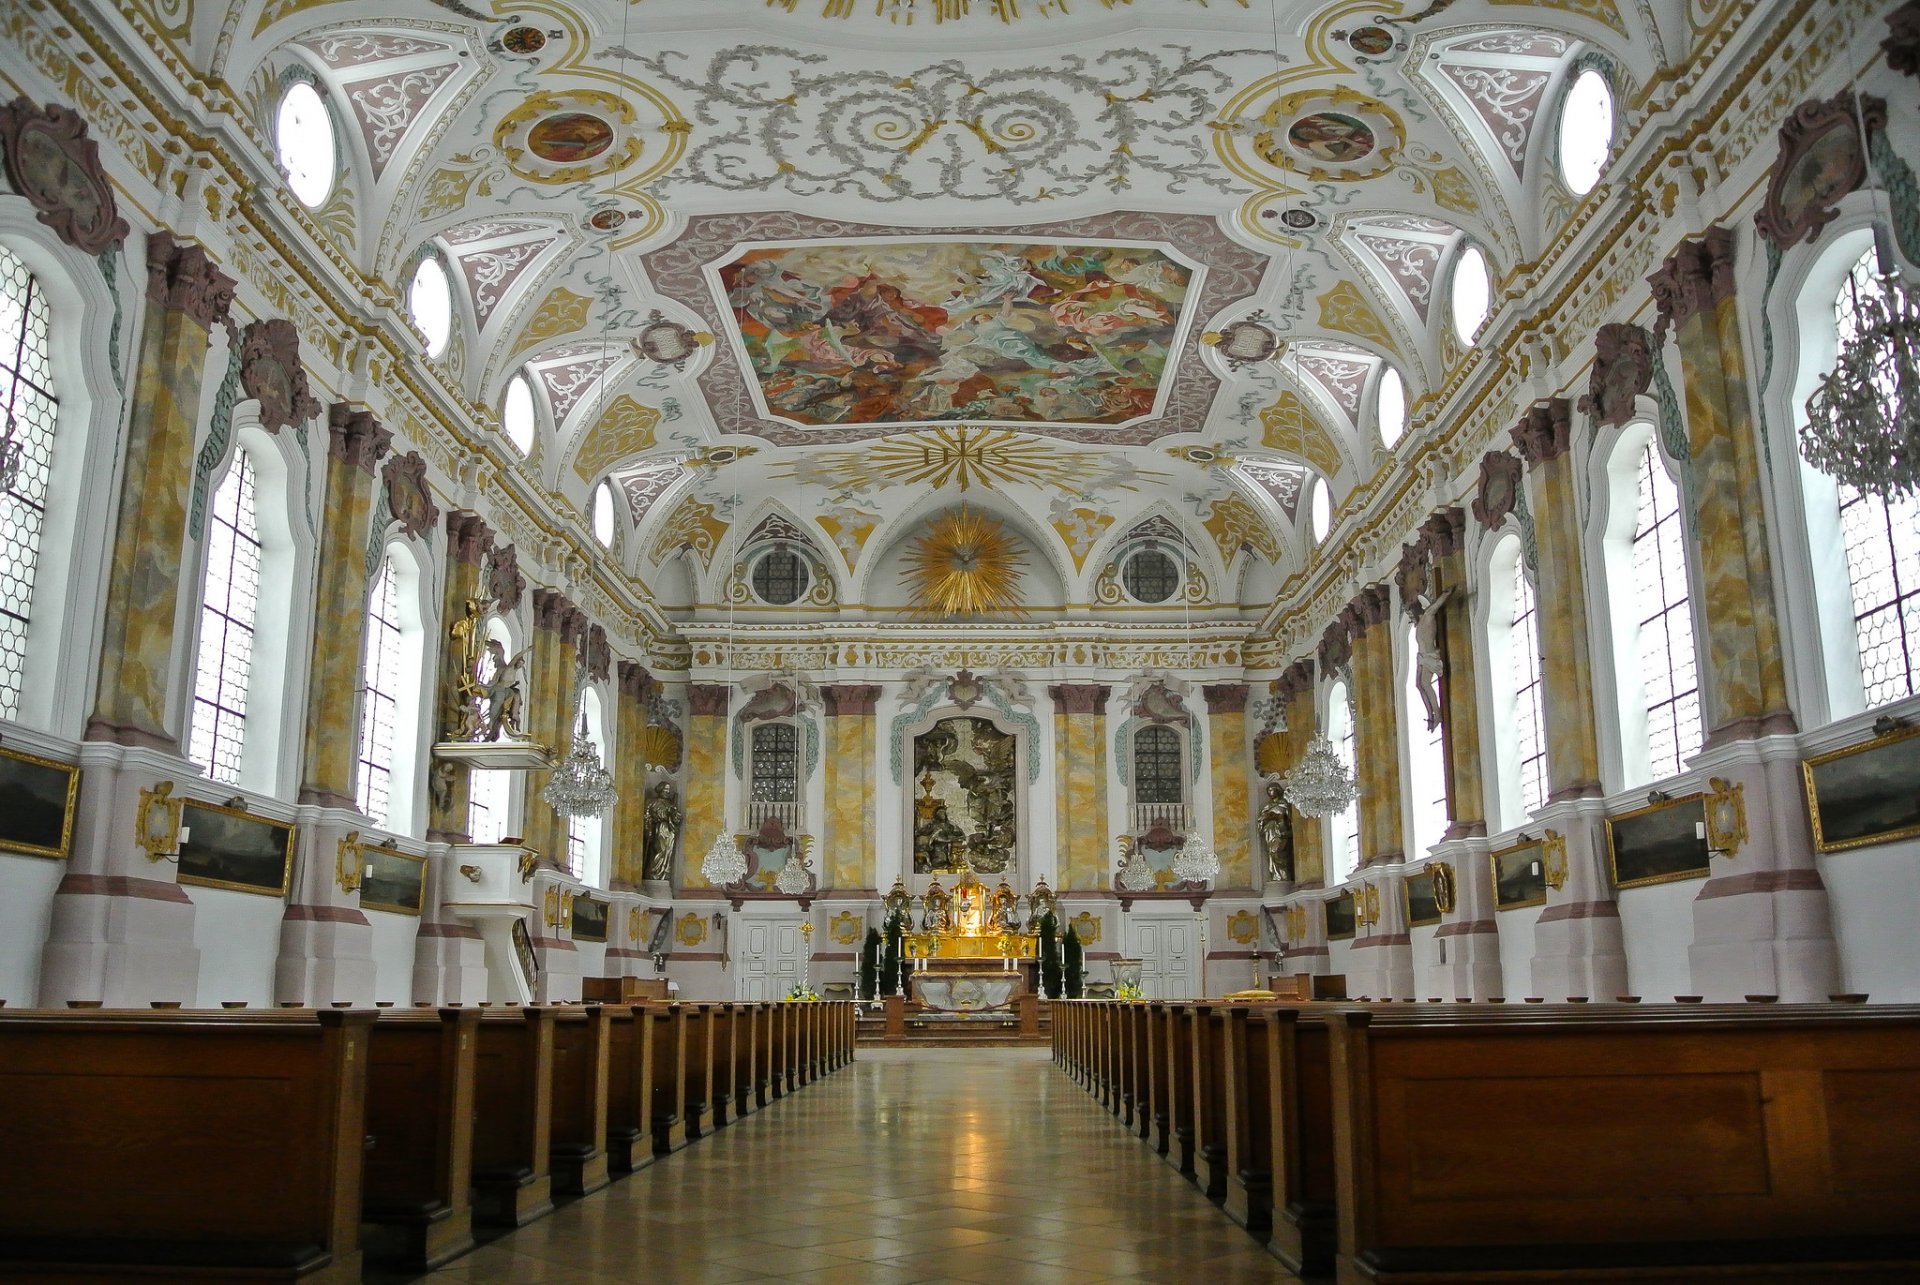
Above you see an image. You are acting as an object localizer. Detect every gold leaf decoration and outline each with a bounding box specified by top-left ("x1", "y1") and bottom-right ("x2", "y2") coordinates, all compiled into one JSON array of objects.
[
  {"x1": 779, "y1": 424, "x2": 1162, "y2": 495},
  {"x1": 1226, "y1": 909, "x2": 1259, "y2": 944},
  {"x1": 901, "y1": 507, "x2": 1027, "y2": 617},
  {"x1": 571, "y1": 394, "x2": 662, "y2": 483},
  {"x1": 1259, "y1": 390, "x2": 1346, "y2": 478},
  {"x1": 1316, "y1": 279, "x2": 1396, "y2": 349},
  {"x1": 512, "y1": 287, "x2": 593, "y2": 357},
  {"x1": 1254, "y1": 732, "x2": 1286, "y2": 776},
  {"x1": 648, "y1": 496, "x2": 730, "y2": 569},
  {"x1": 640, "y1": 723, "x2": 683, "y2": 771},
  {"x1": 1203, "y1": 492, "x2": 1281, "y2": 564}
]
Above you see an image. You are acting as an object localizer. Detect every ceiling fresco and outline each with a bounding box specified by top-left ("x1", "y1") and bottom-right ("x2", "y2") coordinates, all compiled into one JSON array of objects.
[
  {"x1": 714, "y1": 239, "x2": 1197, "y2": 430},
  {"x1": 195, "y1": 0, "x2": 1671, "y2": 616}
]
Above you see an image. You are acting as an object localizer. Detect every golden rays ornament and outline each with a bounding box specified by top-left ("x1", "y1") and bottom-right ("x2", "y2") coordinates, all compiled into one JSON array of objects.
[{"x1": 902, "y1": 508, "x2": 1027, "y2": 617}]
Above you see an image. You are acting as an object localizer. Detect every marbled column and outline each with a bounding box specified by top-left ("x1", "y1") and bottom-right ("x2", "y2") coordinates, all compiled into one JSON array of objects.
[
  {"x1": 1651, "y1": 230, "x2": 1837, "y2": 1001},
  {"x1": 1347, "y1": 586, "x2": 1404, "y2": 867},
  {"x1": 522, "y1": 589, "x2": 574, "y2": 870},
  {"x1": 1272, "y1": 662, "x2": 1322, "y2": 889},
  {"x1": 681, "y1": 683, "x2": 732, "y2": 890},
  {"x1": 1201, "y1": 684, "x2": 1252, "y2": 891},
  {"x1": 821, "y1": 685, "x2": 882, "y2": 892},
  {"x1": 425, "y1": 511, "x2": 494, "y2": 844},
  {"x1": 1426, "y1": 509, "x2": 1488, "y2": 838},
  {"x1": 297, "y1": 406, "x2": 393, "y2": 808},
  {"x1": 609, "y1": 661, "x2": 654, "y2": 890},
  {"x1": 1511, "y1": 400, "x2": 1604, "y2": 801},
  {"x1": 86, "y1": 233, "x2": 235, "y2": 750},
  {"x1": 1048, "y1": 684, "x2": 1110, "y2": 891}
]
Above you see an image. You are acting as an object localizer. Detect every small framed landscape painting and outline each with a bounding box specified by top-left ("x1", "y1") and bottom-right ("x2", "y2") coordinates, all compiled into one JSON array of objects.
[
  {"x1": 0, "y1": 744, "x2": 79, "y2": 859},
  {"x1": 1404, "y1": 868, "x2": 1444, "y2": 928},
  {"x1": 1804, "y1": 723, "x2": 1920, "y2": 853},
  {"x1": 572, "y1": 894, "x2": 610, "y2": 943},
  {"x1": 1325, "y1": 892, "x2": 1357, "y2": 941},
  {"x1": 1607, "y1": 793, "x2": 1710, "y2": 890},
  {"x1": 177, "y1": 800, "x2": 294, "y2": 896},
  {"x1": 360, "y1": 845, "x2": 428, "y2": 915},
  {"x1": 1490, "y1": 838, "x2": 1548, "y2": 910}
]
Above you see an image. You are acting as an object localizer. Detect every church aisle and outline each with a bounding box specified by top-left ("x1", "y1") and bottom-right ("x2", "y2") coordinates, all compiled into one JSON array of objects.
[{"x1": 418, "y1": 1047, "x2": 1294, "y2": 1283}]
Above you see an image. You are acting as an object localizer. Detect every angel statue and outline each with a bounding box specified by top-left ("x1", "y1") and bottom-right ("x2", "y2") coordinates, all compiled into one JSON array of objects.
[
  {"x1": 478, "y1": 638, "x2": 532, "y2": 741},
  {"x1": 1407, "y1": 580, "x2": 1456, "y2": 732}
]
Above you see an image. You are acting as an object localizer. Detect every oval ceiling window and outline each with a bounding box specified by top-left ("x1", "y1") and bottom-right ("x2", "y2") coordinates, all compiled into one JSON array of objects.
[
  {"x1": 408, "y1": 254, "x2": 453, "y2": 357},
  {"x1": 751, "y1": 547, "x2": 809, "y2": 605},
  {"x1": 1309, "y1": 476, "x2": 1332, "y2": 543},
  {"x1": 592, "y1": 480, "x2": 616, "y2": 546},
  {"x1": 1557, "y1": 69, "x2": 1614, "y2": 196},
  {"x1": 1451, "y1": 244, "x2": 1491, "y2": 347},
  {"x1": 501, "y1": 372, "x2": 536, "y2": 455},
  {"x1": 276, "y1": 82, "x2": 336, "y2": 208},
  {"x1": 1122, "y1": 547, "x2": 1181, "y2": 603},
  {"x1": 1376, "y1": 366, "x2": 1407, "y2": 448}
]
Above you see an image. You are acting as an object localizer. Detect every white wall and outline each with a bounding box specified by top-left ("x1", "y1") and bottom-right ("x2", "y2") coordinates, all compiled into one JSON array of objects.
[
  {"x1": 1821, "y1": 837, "x2": 1920, "y2": 1002},
  {"x1": 1618, "y1": 880, "x2": 1700, "y2": 1001},
  {"x1": 0, "y1": 856, "x2": 62, "y2": 1006},
  {"x1": 1409, "y1": 922, "x2": 1442, "y2": 1000},
  {"x1": 1496, "y1": 905, "x2": 1541, "y2": 1000},
  {"x1": 367, "y1": 909, "x2": 420, "y2": 1005},
  {"x1": 188, "y1": 887, "x2": 285, "y2": 1008}
]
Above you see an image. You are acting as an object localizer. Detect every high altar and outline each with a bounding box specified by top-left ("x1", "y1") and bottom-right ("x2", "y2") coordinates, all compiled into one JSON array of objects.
[{"x1": 894, "y1": 871, "x2": 1046, "y2": 1009}]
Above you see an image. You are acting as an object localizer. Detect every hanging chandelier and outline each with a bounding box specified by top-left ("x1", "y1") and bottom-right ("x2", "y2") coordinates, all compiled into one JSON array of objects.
[
  {"x1": 701, "y1": 830, "x2": 748, "y2": 886},
  {"x1": 1282, "y1": 734, "x2": 1360, "y2": 818},
  {"x1": 774, "y1": 849, "x2": 811, "y2": 896},
  {"x1": 1171, "y1": 830, "x2": 1221, "y2": 886},
  {"x1": 542, "y1": 705, "x2": 617, "y2": 819},
  {"x1": 1802, "y1": 242, "x2": 1920, "y2": 498},
  {"x1": 1117, "y1": 840, "x2": 1155, "y2": 892}
]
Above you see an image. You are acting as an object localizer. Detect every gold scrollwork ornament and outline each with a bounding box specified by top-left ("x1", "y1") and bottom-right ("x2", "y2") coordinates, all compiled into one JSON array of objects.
[
  {"x1": 1430, "y1": 861, "x2": 1457, "y2": 913},
  {"x1": 135, "y1": 781, "x2": 184, "y2": 862},
  {"x1": 335, "y1": 830, "x2": 363, "y2": 894},
  {"x1": 1356, "y1": 882, "x2": 1381, "y2": 928},
  {"x1": 1706, "y1": 777, "x2": 1748, "y2": 857},
  {"x1": 1542, "y1": 830, "x2": 1569, "y2": 891}
]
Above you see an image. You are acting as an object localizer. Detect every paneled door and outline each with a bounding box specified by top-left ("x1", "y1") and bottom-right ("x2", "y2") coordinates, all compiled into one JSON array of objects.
[
  {"x1": 735, "y1": 917, "x2": 807, "y2": 1001},
  {"x1": 1132, "y1": 915, "x2": 1196, "y2": 1000}
]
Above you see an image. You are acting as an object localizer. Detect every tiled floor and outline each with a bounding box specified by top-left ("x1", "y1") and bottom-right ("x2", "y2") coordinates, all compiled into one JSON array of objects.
[{"x1": 422, "y1": 1047, "x2": 1296, "y2": 1283}]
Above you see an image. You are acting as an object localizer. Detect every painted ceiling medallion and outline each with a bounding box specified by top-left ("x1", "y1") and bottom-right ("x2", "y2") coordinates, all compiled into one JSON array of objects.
[
  {"x1": 496, "y1": 90, "x2": 643, "y2": 184},
  {"x1": 1203, "y1": 312, "x2": 1282, "y2": 371},
  {"x1": 902, "y1": 507, "x2": 1027, "y2": 618},
  {"x1": 1345, "y1": 26, "x2": 1397, "y2": 57},
  {"x1": 715, "y1": 239, "x2": 1195, "y2": 429},
  {"x1": 1255, "y1": 89, "x2": 1404, "y2": 183},
  {"x1": 631, "y1": 310, "x2": 713, "y2": 371}
]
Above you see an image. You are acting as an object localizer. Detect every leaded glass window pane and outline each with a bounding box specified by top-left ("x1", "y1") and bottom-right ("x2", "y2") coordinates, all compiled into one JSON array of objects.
[
  {"x1": 356, "y1": 560, "x2": 404, "y2": 826},
  {"x1": 189, "y1": 450, "x2": 262, "y2": 784},
  {"x1": 1511, "y1": 566, "x2": 1548, "y2": 816},
  {"x1": 751, "y1": 722, "x2": 798, "y2": 802},
  {"x1": 1133, "y1": 724, "x2": 1183, "y2": 804},
  {"x1": 0, "y1": 248, "x2": 56, "y2": 719},
  {"x1": 1631, "y1": 444, "x2": 1702, "y2": 779},
  {"x1": 752, "y1": 548, "x2": 807, "y2": 605}
]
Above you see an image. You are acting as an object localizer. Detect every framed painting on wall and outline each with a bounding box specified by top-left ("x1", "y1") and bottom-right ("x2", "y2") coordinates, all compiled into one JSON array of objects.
[
  {"x1": 1490, "y1": 838, "x2": 1548, "y2": 910},
  {"x1": 359, "y1": 844, "x2": 427, "y2": 915},
  {"x1": 1804, "y1": 723, "x2": 1920, "y2": 853},
  {"x1": 1404, "y1": 868, "x2": 1444, "y2": 928},
  {"x1": 572, "y1": 894, "x2": 610, "y2": 943},
  {"x1": 1325, "y1": 892, "x2": 1356, "y2": 941},
  {"x1": 0, "y1": 744, "x2": 79, "y2": 859},
  {"x1": 176, "y1": 800, "x2": 294, "y2": 896},
  {"x1": 1607, "y1": 793, "x2": 1710, "y2": 890}
]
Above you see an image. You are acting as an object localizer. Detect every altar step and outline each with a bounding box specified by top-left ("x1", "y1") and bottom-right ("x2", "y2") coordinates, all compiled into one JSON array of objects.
[{"x1": 855, "y1": 1005, "x2": 1053, "y2": 1049}]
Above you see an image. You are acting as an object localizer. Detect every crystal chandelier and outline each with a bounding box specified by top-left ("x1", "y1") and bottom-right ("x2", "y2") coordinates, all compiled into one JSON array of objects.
[
  {"x1": 775, "y1": 849, "x2": 811, "y2": 896},
  {"x1": 700, "y1": 831, "x2": 748, "y2": 886},
  {"x1": 1117, "y1": 840, "x2": 1155, "y2": 892},
  {"x1": 1171, "y1": 830, "x2": 1221, "y2": 886},
  {"x1": 1282, "y1": 735, "x2": 1360, "y2": 818},
  {"x1": 541, "y1": 707, "x2": 617, "y2": 818},
  {"x1": 1802, "y1": 239, "x2": 1920, "y2": 498}
]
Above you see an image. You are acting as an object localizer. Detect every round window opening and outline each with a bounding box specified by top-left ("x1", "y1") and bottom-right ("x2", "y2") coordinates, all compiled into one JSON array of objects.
[
  {"x1": 1557, "y1": 69, "x2": 1614, "y2": 196},
  {"x1": 276, "y1": 82, "x2": 337, "y2": 208},
  {"x1": 1122, "y1": 548, "x2": 1182, "y2": 603},
  {"x1": 752, "y1": 548, "x2": 809, "y2": 605}
]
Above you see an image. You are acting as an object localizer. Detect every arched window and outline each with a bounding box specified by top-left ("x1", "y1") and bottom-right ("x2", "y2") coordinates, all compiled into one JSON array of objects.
[
  {"x1": 1451, "y1": 244, "x2": 1491, "y2": 346},
  {"x1": 356, "y1": 558, "x2": 406, "y2": 826},
  {"x1": 1325, "y1": 679, "x2": 1358, "y2": 883},
  {"x1": 276, "y1": 81, "x2": 338, "y2": 208},
  {"x1": 468, "y1": 766, "x2": 510, "y2": 844},
  {"x1": 1557, "y1": 69, "x2": 1614, "y2": 196},
  {"x1": 1133, "y1": 724, "x2": 1183, "y2": 804},
  {"x1": 408, "y1": 253, "x2": 452, "y2": 358},
  {"x1": 565, "y1": 688, "x2": 608, "y2": 885},
  {"x1": 750, "y1": 722, "x2": 799, "y2": 802},
  {"x1": 1376, "y1": 366, "x2": 1407, "y2": 449},
  {"x1": 1629, "y1": 442, "x2": 1702, "y2": 779},
  {"x1": 188, "y1": 449, "x2": 263, "y2": 784},
  {"x1": 592, "y1": 480, "x2": 616, "y2": 547},
  {"x1": 1485, "y1": 536, "x2": 1548, "y2": 825},
  {"x1": 1827, "y1": 252, "x2": 1920, "y2": 709},
  {"x1": 1308, "y1": 476, "x2": 1332, "y2": 544},
  {"x1": 501, "y1": 372, "x2": 536, "y2": 456},
  {"x1": 1403, "y1": 622, "x2": 1449, "y2": 857},
  {"x1": 0, "y1": 246, "x2": 57, "y2": 720}
]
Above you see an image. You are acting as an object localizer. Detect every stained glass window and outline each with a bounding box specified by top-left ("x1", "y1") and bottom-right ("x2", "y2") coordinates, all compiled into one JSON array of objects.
[
  {"x1": 0, "y1": 247, "x2": 55, "y2": 720},
  {"x1": 188, "y1": 450, "x2": 262, "y2": 784}
]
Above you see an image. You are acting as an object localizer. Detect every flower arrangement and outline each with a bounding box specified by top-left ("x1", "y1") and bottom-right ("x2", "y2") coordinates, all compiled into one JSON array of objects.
[
  {"x1": 786, "y1": 983, "x2": 820, "y2": 1001},
  {"x1": 1115, "y1": 980, "x2": 1144, "y2": 1001}
]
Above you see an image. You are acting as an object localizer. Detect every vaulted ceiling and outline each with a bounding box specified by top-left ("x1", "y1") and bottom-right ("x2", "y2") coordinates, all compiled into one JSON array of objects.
[{"x1": 202, "y1": 0, "x2": 1682, "y2": 622}]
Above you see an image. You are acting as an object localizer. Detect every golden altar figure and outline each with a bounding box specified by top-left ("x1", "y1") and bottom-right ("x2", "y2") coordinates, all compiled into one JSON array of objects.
[{"x1": 907, "y1": 873, "x2": 1038, "y2": 961}]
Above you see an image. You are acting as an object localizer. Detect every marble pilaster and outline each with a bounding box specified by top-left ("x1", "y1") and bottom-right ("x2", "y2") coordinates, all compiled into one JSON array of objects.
[
  {"x1": 821, "y1": 685, "x2": 882, "y2": 892},
  {"x1": 1271, "y1": 662, "x2": 1322, "y2": 889},
  {"x1": 1201, "y1": 684, "x2": 1252, "y2": 891},
  {"x1": 609, "y1": 662, "x2": 653, "y2": 890},
  {"x1": 681, "y1": 683, "x2": 732, "y2": 890},
  {"x1": 1347, "y1": 586, "x2": 1404, "y2": 867},
  {"x1": 1048, "y1": 684, "x2": 1110, "y2": 892}
]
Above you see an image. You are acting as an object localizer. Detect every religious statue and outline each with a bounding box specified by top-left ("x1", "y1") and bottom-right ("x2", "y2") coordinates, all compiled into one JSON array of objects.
[
  {"x1": 954, "y1": 872, "x2": 987, "y2": 935},
  {"x1": 1028, "y1": 877, "x2": 1057, "y2": 928},
  {"x1": 922, "y1": 878, "x2": 952, "y2": 932},
  {"x1": 991, "y1": 880, "x2": 1019, "y2": 932},
  {"x1": 1258, "y1": 778, "x2": 1294, "y2": 884},
  {"x1": 446, "y1": 596, "x2": 532, "y2": 743},
  {"x1": 915, "y1": 802, "x2": 967, "y2": 872},
  {"x1": 477, "y1": 638, "x2": 531, "y2": 741},
  {"x1": 642, "y1": 780, "x2": 682, "y2": 882},
  {"x1": 1407, "y1": 581, "x2": 1456, "y2": 732}
]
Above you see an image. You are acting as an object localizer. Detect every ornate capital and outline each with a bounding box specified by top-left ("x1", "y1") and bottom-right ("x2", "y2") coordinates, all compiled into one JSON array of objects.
[
  {"x1": 445, "y1": 511, "x2": 494, "y2": 567},
  {"x1": 381, "y1": 450, "x2": 439, "y2": 540},
  {"x1": 1649, "y1": 226, "x2": 1737, "y2": 341},
  {"x1": 144, "y1": 231, "x2": 235, "y2": 332},
  {"x1": 1511, "y1": 398, "x2": 1573, "y2": 467},
  {"x1": 1422, "y1": 507, "x2": 1467, "y2": 559},
  {"x1": 1355, "y1": 583, "x2": 1392, "y2": 628},
  {"x1": 585, "y1": 624, "x2": 611, "y2": 683},
  {"x1": 688, "y1": 683, "x2": 732, "y2": 717},
  {"x1": 1472, "y1": 450, "x2": 1524, "y2": 529},
  {"x1": 1318, "y1": 618, "x2": 1352, "y2": 673},
  {"x1": 326, "y1": 403, "x2": 390, "y2": 473},
  {"x1": 237, "y1": 318, "x2": 321, "y2": 432},
  {"x1": 1577, "y1": 323, "x2": 1654, "y2": 429},
  {"x1": 0, "y1": 97, "x2": 129, "y2": 255},
  {"x1": 532, "y1": 587, "x2": 571, "y2": 631},
  {"x1": 822, "y1": 684, "x2": 883, "y2": 716},
  {"x1": 1888, "y1": 1, "x2": 1920, "y2": 78},
  {"x1": 1048, "y1": 683, "x2": 1110, "y2": 716},
  {"x1": 561, "y1": 607, "x2": 590, "y2": 651},
  {"x1": 1273, "y1": 659, "x2": 1315, "y2": 704},
  {"x1": 1395, "y1": 537, "x2": 1432, "y2": 607},
  {"x1": 1201, "y1": 683, "x2": 1249, "y2": 715},
  {"x1": 617, "y1": 660, "x2": 654, "y2": 702}
]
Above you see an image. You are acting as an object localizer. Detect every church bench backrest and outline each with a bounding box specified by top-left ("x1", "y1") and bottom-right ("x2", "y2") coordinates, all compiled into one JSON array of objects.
[
  {"x1": 362, "y1": 1006, "x2": 479, "y2": 1267},
  {"x1": 548, "y1": 1005, "x2": 611, "y2": 1196},
  {"x1": 470, "y1": 1007, "x2": 555, "y2": 1183}
]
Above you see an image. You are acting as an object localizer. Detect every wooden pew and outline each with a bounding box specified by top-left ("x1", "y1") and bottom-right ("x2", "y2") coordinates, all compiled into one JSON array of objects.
[
  {"x1": 548, "y1": 1004, "x2": 611, "y2": 1198},
  {"x1": 678, "y1": 1003, "x2": 712, "y2": 1147},
  {"x1": 731, "y1": 1002, "x2": 755, "y2": 1120},
  {"x1": 1147, "y1": 1002, "x2": 1173, "y2": 1157},
  {"x1": 708, "y1": 1003, "x2": 736, "y2": 1128},
  {"x1": 0, "y1": 1008, "x2": 371, "y2": 1282},
  {"x1": 1326, "y1": 1003, "x2": 1920, "y2": 1282},
  {"x1": 1131, "y1": 1000, "x2": 1153, "y2": 1140},
  {"x1": 1166, "y1": 1001, "x2": 1197, "y2": 1178},
  {"x1": 1191, "y1": 1003, "x2": 1229, "y2": 1202},
  {"x1": 751, "y1": 1002, "x2": 773, "y2": 1108},
  {"x1": 471, "y1": 1006, "x2": 556, "y2": 1227},
  {"x1": 648, "y1": 1003, "x2": 684, "y2": 1156},
  {"x1": 362, "y1": 1007, "x2": 479, "y2": 1270},
  {"x1": 603, "y1": 1003, "x2": 656, "y2": 1175},
  {"x1": 1220, "y1": 1005, "x2": 1273, "y2": 1243}
]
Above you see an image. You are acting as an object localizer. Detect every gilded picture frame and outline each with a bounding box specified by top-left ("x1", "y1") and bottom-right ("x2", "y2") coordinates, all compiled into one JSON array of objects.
[
  {"x1": 1606, "y1": 792, "x2": 1711, "y2": 890},
  {"x1": 1325, "y1": 892, "x2": 1357, "y2": 941},
  {"x1": 1403, "y1": 868, "x2": 1444, "y2": 928},
  {"x1": 0, "y1": 743, "x2": 79, "y2": 859},
  {"x1": 1489, "y1": 838, "x2": 1548, "y2": 911},
  {"x1": 176, "y1": 799, "x2": 295, "y2": 897},
  {"x1": 359, "y1": 844, "x2": 428, "y2": 916},
  {"x1": 572, "y1": 893, "x2": 610, "y2": 943},
  {"x1": 1803, "y1": 722, "x2": 1920, "y2": 853}
]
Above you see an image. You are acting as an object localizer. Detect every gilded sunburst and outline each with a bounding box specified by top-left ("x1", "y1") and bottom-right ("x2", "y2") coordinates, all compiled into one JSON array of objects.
[{"x1": 901, "y1": 508, "x2": 1027, "y2": 617}]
